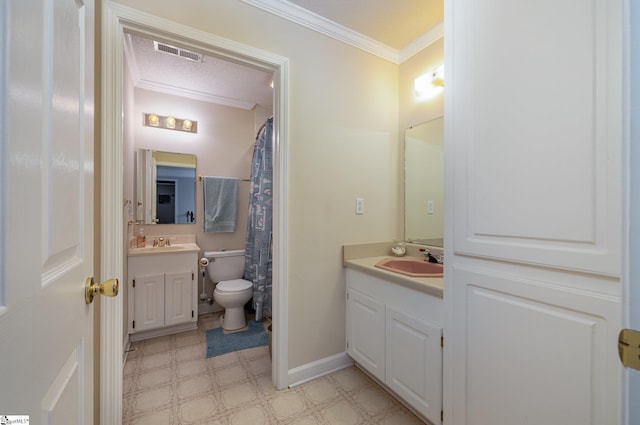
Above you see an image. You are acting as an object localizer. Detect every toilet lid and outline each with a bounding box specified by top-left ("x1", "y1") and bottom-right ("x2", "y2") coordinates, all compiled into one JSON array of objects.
[{"x1": 216, "y1": 279, "x2": 252, "y2": 292}]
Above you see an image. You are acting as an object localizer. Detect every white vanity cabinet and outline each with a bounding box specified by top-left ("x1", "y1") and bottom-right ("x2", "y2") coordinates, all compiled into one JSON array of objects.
[
  {"x1": 128, "y1": 251, "x2": 198, "y2": 341},
  {"x1": 346, "y1": 268, "x2": 443, "y2": 423}
]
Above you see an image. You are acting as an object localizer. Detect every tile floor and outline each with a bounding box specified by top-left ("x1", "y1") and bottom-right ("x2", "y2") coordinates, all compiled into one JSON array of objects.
[{"x1": 123, "y1": 313, "x2": 426, "y2": 424}]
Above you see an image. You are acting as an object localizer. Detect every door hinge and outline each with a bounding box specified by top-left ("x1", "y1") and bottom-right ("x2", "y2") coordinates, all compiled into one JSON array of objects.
[
  {"x1": 441, "y1": 409, "x2": 444, "y2": 422},
  {"x1": 192, "y1": 272, "x2": 195, "y2": 280},
  {"x1": 192, "y1": 310, "x2": 195, "y2": 318},
  {"x1": 132, "y1": 320, "x2": 135, "y2": 329},
  {"x1": 618, "y1": 328, "x2": 640, "y2": 371},
  {"x1": 441, "y1": 336, "x2": 444, "y2": 348},
  {"x1": 132, "y1": 279, "x2": 135, "y2": 288}
]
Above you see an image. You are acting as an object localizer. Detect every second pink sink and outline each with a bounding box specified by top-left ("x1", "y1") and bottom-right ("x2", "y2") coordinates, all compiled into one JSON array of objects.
[{"x1": 375, "y1": 257, "x2": 443, "y2": 277}]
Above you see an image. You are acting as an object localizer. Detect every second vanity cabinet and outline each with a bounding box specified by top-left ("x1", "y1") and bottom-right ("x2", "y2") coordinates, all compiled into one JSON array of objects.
[
  {"x1": 128, "y1": 250, "x2": 198, "y2": 341},
  {"x1": 346, "y1": 268, "x2": 443, "y2": 423}
]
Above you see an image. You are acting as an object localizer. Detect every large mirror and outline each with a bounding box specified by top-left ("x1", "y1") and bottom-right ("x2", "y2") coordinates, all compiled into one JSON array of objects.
[
  {"x1": 136, "y1": 149, "x2": 197, "y2": 224},
  {"x1": 404, "y1": 117, "x2": 444, "y2": 247}
]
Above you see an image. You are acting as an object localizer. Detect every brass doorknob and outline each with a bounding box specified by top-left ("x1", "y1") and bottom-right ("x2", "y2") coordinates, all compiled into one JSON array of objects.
[{"x1": 85, "y1": 277, "x2": 119, "y2": 304}]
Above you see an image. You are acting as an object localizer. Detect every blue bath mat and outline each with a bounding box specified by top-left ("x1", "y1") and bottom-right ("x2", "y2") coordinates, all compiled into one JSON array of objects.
[{"x1": 206, "y1": 320, "x2": 268, "y2": 358}]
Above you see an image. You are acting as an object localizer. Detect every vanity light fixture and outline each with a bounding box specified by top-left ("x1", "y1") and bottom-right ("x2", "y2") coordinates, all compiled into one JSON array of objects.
[
  {"x1": 143, "y1": 113, "x2": 198, "y2": 133},
  {"x1": 147, "y1": 113, "x2": 159, "y2": 126},
  {"x1": 414, "y1": 64, "x2": 444, "y2": 100}
]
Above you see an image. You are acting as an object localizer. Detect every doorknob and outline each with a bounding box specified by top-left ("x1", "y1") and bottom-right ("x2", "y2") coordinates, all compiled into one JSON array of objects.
[
  {"x1": 618, "y1": 329, "x2": 640, "y2": 371},
  {"x1": 85, "y1": 277, "x2": 119, "y2": 304}
]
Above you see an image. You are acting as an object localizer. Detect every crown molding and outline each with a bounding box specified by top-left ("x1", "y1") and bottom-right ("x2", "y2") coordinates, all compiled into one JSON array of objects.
[
  {"x1": 399, "y1": 22, "x2": 444, "y2": 63},
  {"x1": 241, "y1": 0, "x2": 400, "y2": 63},
  {"x1": 136, "y1": 79, "x2": 257, "y2": 110}
]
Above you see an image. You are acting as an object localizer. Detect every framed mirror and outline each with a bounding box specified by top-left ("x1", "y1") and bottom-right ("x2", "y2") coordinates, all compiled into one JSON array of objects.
[
  {"x1": 136, "y1": 149, "x2": 197, "y2": 224},
  {"x1": 404, "y1": 117, "x2": 444, "y2": 247}
]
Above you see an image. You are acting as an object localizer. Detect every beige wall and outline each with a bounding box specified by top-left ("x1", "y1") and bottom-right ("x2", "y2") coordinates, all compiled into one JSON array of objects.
[{"x1": 111, "y1": 0, "x2": 400, "y2": 370}]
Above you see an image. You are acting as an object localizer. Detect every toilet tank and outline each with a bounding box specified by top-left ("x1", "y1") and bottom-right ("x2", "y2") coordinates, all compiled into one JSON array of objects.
[{"x1": 204, "y1": 249, "x2": 246, "y2": 282}]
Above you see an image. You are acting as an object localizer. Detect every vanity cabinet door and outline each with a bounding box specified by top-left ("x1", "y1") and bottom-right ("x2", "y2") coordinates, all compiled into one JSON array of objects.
[
  {"x1": 133, "y1": 273, "x2": 165, "y2": 332},
  {"x1": 346, "y1": 288, "x2": 386, "y2": 382},
  {"x1": 386, "y1": 307, "x2": 442, "y2": 423},
  {"x1": 165, "y1": 271, "x2": 194, "y2": 327}
]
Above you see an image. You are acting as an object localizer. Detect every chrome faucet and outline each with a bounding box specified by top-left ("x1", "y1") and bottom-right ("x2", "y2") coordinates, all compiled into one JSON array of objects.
[{"x1": 421, "y1": 249, "x2": 444, "y2": 264}]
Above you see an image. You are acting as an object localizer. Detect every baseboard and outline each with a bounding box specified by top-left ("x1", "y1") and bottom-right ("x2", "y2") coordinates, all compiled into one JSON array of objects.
[
  {"x1": 129, "y1": 321, "x2": 197, "y2": 342},
  {"x1": 288, "y1": 352, "x2": 354, "y2": 388}
]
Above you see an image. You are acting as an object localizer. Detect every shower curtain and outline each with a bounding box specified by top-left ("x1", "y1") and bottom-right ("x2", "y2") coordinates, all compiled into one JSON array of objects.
[{"x1": 244, "y1": 117, "x2": 273, "y2": 321}]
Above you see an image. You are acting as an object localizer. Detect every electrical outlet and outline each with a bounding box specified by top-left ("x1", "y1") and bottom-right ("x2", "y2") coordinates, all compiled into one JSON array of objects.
[
  {"x1": 427, "y1": 200, "x2": 434, "y2": 215},
  {"x1": 356, "y1": 198, "x2": 364, "y2": 215}
]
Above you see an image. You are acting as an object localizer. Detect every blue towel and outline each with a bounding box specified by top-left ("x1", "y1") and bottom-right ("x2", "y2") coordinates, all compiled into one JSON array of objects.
[{"x1": 202, "y1": 176, "x2": 238, "y2": 233}]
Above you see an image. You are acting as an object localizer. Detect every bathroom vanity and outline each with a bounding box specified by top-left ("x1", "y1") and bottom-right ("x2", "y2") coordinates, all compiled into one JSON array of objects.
[
  {"x1": 344, "y1": 243, "x2": 443, "y2": 424},
  {"x1": 127, "y1": 236, "x2": 200, "y2": 341}
]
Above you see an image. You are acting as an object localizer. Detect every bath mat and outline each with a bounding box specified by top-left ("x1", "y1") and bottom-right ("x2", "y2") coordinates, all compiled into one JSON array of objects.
[{"x1": 206, "y1": 320, "x2": 268, "y2": 358}]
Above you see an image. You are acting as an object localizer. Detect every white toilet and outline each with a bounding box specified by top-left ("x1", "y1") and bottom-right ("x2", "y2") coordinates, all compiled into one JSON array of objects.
[{"x1": 204, "y1": 249, "x2": 253, "y2": 331}]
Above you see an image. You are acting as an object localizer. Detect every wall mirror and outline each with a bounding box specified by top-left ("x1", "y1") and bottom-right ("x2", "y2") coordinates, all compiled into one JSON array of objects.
[
  {"x1": 404, "y1": 117, "x2": 444, "y2": 247},
  {"x1": 136, "y1": 149, "x2": 197, "y2": 224}
]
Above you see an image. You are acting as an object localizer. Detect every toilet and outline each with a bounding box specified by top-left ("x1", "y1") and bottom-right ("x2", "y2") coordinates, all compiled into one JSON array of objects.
[{"x1": 204, "y1": 250, "x2": 253, "y2": 331}]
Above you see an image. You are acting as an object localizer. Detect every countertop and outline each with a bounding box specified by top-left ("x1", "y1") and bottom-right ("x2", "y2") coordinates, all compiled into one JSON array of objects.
[
  {"x1": 128, "y1": 243, "x2": 201, "y2": 257},
  {"x1": 344, "y1": 256, "x2": 443, "y2": 298}
]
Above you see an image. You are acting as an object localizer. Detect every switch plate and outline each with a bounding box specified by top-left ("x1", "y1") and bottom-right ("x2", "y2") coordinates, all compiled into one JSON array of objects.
[
  {"x1": 356, "y1": 198, "x2": 364, "y2": 215},
  {"x1": 427, "y1": 200, "x2": 434, "y2": 214}
]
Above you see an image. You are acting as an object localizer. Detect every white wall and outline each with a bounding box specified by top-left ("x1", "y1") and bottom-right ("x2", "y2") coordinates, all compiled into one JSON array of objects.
[{"x1": 113, "y1": 0, "x2": 400, "y2": 369}]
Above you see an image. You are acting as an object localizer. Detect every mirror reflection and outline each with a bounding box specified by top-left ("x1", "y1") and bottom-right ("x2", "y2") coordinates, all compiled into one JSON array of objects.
[
  {"x1": 136, "y1": 149, "x2": 197, "y2": 224},
  {"x1": 404, "y1": 117, "x2": 444, "y2": 247}
]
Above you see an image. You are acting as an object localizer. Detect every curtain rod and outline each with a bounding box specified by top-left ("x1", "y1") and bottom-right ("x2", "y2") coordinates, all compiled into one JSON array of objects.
[{"x1": 198, "y1": 175, "x2": 250, "y2": 182}]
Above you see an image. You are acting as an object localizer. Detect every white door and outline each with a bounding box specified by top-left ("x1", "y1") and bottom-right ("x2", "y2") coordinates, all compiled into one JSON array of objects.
[
  {"x1": 445, "y1": 0, "x2": 623, "y2": 424},
  {"x1": 164, "y1": 271, "x2": 193, "y2": 327},
  {"x1": 0, "y1": 0, "x2": 96, "y2": 422},
  {"x1": 346, "y1": 287, "x2": 386, "y2": 382},
  {"x1": 133, "y1": 274, "x2": 165, "y2": 332}
]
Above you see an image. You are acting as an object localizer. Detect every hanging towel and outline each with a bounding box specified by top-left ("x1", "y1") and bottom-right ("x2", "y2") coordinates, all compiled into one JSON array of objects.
[{"x1": 202, "y1": 176, "x2": 239, "y2": 233}]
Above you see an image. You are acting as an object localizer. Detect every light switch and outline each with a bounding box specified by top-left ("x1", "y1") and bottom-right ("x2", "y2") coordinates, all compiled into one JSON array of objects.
[
  {"x1": 356, "y1": 198, "x2": 364, "y2": 215},
  {"x1": 427, "y1": 200, "x2": 434, "y2": 215}
]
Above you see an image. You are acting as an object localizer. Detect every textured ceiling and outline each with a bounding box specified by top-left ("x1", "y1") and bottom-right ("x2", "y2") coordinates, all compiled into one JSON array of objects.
[
  {"x1": 125, "y1": 1, "x2": 443, "y2": 110},
  {"x1": 125, "y1": 34, "x2": 274, "y2": 110}
]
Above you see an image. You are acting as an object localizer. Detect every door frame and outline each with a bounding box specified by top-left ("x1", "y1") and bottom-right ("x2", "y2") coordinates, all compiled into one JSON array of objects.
[
  {"x1": 622, "y1": 1, "x2": 638, "y2": 423},
  {"x1": 101, "y1": 2, "x2": 290, "y2": 422}
]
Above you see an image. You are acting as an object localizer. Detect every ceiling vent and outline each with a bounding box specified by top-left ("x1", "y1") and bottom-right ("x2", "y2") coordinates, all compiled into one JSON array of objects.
[{"x1": 153, "y1": 41, "x2": 204, "y2": 63}]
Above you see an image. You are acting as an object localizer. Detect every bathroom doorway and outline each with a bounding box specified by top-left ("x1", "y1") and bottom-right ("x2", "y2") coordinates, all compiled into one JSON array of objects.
[{"x1": 102, "y1": 4, "x2": 290, "y2": 421}]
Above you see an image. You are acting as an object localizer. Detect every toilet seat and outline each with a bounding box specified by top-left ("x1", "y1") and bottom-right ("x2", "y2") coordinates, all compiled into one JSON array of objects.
[{"x1": 216, "y1": 279, "x2": 252, "y2": 292}]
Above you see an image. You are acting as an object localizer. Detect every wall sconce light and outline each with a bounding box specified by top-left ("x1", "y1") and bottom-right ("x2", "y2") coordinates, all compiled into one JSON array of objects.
[
  {"x1": 415, "y1": 64, "x2": 445, "y2": 100},
  {"x1": 144, "y1": 113, "x2": 198, "y2": 133}
]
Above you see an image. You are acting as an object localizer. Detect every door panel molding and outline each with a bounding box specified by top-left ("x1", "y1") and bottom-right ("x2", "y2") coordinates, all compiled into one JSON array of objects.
[
  {"x1": 450, "y1": 0, "x2": 622, "y2": 276},
  {"x1": 449, "y1": 265, "x2": 620, "y2": 425}
]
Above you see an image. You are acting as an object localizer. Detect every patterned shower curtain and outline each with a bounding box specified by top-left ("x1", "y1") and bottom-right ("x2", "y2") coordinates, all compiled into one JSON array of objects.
[{"x1": 244, "y1": 117, "x2": 273, "y2": 321}]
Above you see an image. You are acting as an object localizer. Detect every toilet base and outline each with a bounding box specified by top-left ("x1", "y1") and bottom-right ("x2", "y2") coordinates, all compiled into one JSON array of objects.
[{"x1": 220, "y1": 307, "x2": 247, "y2": 331}]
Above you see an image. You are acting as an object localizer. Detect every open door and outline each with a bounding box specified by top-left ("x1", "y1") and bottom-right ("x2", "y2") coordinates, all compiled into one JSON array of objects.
[{"x1": 0, "y1": 1, "x2": 107, "y2": 422}]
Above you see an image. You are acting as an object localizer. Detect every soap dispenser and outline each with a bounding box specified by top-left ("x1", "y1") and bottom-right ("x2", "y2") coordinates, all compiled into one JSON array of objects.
[{"x1": 136, "y1": 228, "x2": 146, "y2": 248}]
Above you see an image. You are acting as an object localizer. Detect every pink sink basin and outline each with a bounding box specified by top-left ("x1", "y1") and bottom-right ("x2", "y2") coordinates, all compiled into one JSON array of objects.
[{"x1": 375, "y1": 258, "x2": 443, "y2": 277}]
